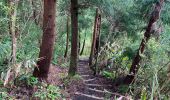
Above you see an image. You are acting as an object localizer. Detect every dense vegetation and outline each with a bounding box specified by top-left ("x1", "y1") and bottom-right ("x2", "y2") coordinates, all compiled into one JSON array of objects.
[{"x1": 0, "y1": 0, "x2": 170, "y2": 99}]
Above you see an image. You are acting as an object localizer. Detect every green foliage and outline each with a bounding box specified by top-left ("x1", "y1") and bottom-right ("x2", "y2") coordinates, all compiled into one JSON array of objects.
[
  {"x1": 0, "y1": 83, "x2": 12, "y2": 100},
  {"x1": 14, "y1": 74, "x2": 38, "y2": 87},
  {"x1": 34, "y1": 84, "x2": 62, "y2": 100},
  {"x1": 0, "y1": 1, "x2": 9, "y2": 34},
  {"x1": 102, "y1": 70, "x2": 115, "y2": 79},
  {"x1": 27, "y1": 76, "x2": 38, "y2": 86},
  {"x1": 141, "y1": 87, "x2": 147, "y2": 100},
  {"x1": 0, "y1": 0, "x2": 170, "y2": 99},
  {"x1": 17, "y1": 21, "x2": 41, "y2": 61},
  {"x1": 118, "y1": 85, "x2": 129, "y2": 93},
  {"x1": 0, "y1": 37, "x2": 11, "y2": 64},
  {"x1": 0, "y1": 91, "x2": 12, "y2": 100}
]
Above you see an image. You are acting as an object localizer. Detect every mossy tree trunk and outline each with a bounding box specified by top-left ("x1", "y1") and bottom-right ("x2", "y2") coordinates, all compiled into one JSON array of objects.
[
  {"x1": 68, "y1": 0, "x2": 79, "y2": 76},
  {"x1": 94, "y1": 14, "x2": 101, "y2": 75},
  {"x1": 8, "y1": 0, "x2": 19, "y2": 64},
  {"x1": 124, "y1": 0, "x2": 164, "y2": 84},
  {"x1": 89, "y1": 8, "x2": 100, "y2": 66}
]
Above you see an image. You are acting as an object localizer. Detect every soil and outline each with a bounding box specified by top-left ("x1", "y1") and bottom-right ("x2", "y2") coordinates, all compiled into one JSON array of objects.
[
  {"x1": 7, "y1": 58, "x2": 131, "y2": 100},
  {"x1": 7, "y1": 64, "x2": 68, "y2": 100}
]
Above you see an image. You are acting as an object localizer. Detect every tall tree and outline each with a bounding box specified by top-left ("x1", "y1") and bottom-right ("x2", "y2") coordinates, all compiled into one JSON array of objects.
[
  {"x1": 89, "y1": 8, "x2": 100, "y2": 66},
  {"x1": 78, "y1": 29, "x2": 81, "y2": 54},
  {"x1": 80, "y1": 32, "x2": 86, "y2": 55},
  {"x1": 33, "y1": 0, "x2": 56, "y2": 79},
  {"x1": 68, "y1": 0, "x2": 79, "y2": 76},
  {"x1": 124, "y1": 0, "x2": 164, "y2": 84},
  {"x1": 8, "y1": 0, "x2": 19, "y2": 64},
  {"x1": 31, "y1": 0, "x2": 38, "y2": 25},
  {"x1": 64, "y1": 15, "x2": 70, "y2": 58},
  {"x1": 94, "y1": 14, "x2": 101, "y2": 75}
]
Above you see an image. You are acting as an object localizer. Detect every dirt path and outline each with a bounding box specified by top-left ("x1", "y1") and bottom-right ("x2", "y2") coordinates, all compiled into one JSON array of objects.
[{"x1": 72, "y1": 58, "x2": 129, "y2": 100}]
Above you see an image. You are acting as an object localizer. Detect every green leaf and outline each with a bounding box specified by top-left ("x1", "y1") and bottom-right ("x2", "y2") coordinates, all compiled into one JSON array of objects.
[
  {"x1": 141, "y1": 87, "x2": 147, "y2": 100},
  {"x1": 122, "y1": 56, "x2": 129, "y2": 61}
]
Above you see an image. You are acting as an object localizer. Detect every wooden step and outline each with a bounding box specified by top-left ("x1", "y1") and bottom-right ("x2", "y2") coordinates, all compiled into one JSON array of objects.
[
  {"x1": 73, "y1": 92, "x2": 104, "y2": 100},
  {"x1": 85, "y1": 84, "x2": 112, "y2": 90},
  {"x1": 83, "y1": 78, "x2": 98, "y2": 84},
  {"x1": 81, "y1": 75, "x2": 95, "y2": 80}
]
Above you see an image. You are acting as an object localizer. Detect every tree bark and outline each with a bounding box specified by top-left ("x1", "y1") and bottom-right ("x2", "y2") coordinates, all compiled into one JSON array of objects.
[
  {"x1": 78, "y1": 29, "x2": 81, "y2": 54},
  {"x1": 31, "y1": 0, "x2": 38, "y2": 25},
  {"x1": 33, "y1": 0, "x2": 56, "y2": 79},
  {"x1": 8, "y1": 0, "x2": 19, "y2": 64},
  {"x1": 80, "y1": 32, "x2": 86, "y2": 55},
  {"x1": 68, "y1": 0, "x2": 79, "y2": 76},
  {"x1": 64, "y1": 15, "x2": 70, "y2": 58},
  {"x1": 89, "y1": 8, "x2": 99, "y2": 66},
  {"x1": 124, "y1": 0, "x2": 164, "y2": 84},
  {"x1": 94, "y1": 14, "x2": 101, "y2": 75}
]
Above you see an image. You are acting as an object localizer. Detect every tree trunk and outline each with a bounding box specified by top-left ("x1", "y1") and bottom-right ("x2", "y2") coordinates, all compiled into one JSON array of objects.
[
  {"x1": 33, "y1": 0, "x2": 56, "y2": 79},
  {"x1": 68, "y1": 0, "x2": 79, "y2": 76},
  {"x1": 89, "y1": 8, "x2": 99, "y2": 66},
  {"x1": 94, "y1": 14, "x2": 101, "y2": 75},
  {"x1": 8, "y1": 0, "x2": 19, "y2": 64},
  {"x1": 64, "y1": 15, "x2": 70, "y2": 58},
  {"x1": 80, "y1": 32, "x2": 86, "y2": 55},
  {"x1": 124, "y1": 0, "x2": 164, "y2": 84},
  {"x1": 38, "y1": 0, "x2": 44, "y2": 28},
  {"x1": 31, "y1": 0, "x2": 38, "y2": 25},
  {"x1": 78, "y1": 29, "x2": 81, "y2": 54}
]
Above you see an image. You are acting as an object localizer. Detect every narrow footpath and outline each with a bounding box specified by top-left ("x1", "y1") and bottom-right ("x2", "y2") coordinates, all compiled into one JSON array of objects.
[{"x1": 72, "y1": 58, "x2": 129, "y2": 100}]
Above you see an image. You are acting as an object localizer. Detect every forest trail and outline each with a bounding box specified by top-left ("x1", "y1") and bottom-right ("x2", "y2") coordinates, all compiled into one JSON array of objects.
[{"x1": 72, "y1": 58, "x2": 128, "y2": 100}]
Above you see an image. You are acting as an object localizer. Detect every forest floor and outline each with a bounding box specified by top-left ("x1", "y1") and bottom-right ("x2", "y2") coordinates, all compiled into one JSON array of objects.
[
  {"x1": 7, "y1": 58, "x2": 130, "y2": 100},
  {"x1": 66, "y1": 58, "x2": 130, "y2": 100}
]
